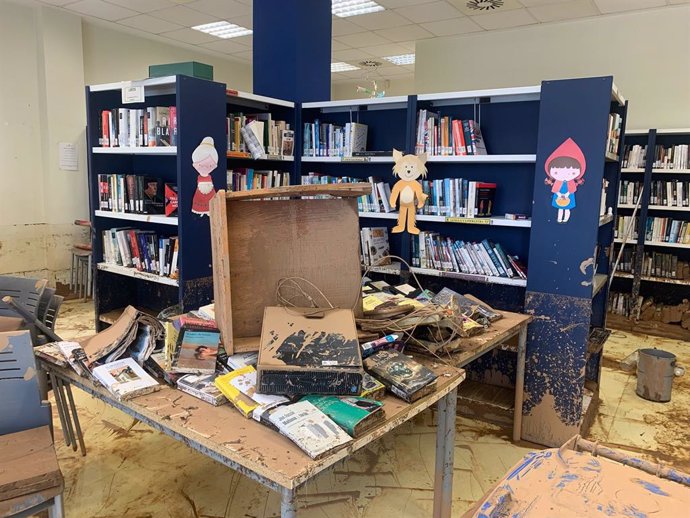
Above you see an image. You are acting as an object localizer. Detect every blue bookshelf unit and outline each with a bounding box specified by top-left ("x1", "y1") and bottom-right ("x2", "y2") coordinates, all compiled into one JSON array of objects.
[{"x1": 85, "y1": 75, "x2": 227, "y2": 329}]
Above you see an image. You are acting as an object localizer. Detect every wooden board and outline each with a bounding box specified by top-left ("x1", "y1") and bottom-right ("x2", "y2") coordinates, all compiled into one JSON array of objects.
[
  {"x1": 211, "y1": 193, "x2": 364, "y2": 353},
  {"x1": 607, "y1": 312, "x2": 690, "y2": 341},
  {"x1": 39, "y1": 358, "x2": 464, "y2": 490},
  {"x1": 0, "y1": 426, "x2": 62, "y2": 500},
  {"x1": 224, "y1": 183, "x2": 370, "y2": 201}
]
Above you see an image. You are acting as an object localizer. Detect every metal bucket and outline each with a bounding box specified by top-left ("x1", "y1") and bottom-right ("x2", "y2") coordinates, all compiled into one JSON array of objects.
[{"x1": 636, "y1": 348, "x2": 676, "y2": 402}]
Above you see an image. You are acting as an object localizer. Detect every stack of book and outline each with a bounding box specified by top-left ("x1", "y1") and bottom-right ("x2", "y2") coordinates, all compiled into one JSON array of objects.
[
  {"x1": 649, "y1": 180, "x2": 690, "y2": 207},
  {"x1": 652, "y1": 144, "x2": 689, "y2": 169},
  {"x1": 614, "y1": 215, "x2": 639, "y2": 240},
  {"x1": 616, "y1": 249, "x2": 690, "y2": 280},
  {"x1": 417, "y1": 178, "x2": 496, "y2": 218},
  {"x1": 226, "y1": 168, "x2": 290, "y2": 191},
  {"x1": 411, "y1": 233, "x2": 527, "y2": 279},
  {"x1": 360, "y1": 227, "x2": 391, "y2": 267},
  {"x1": 227, "y1": 112, "x2": 294, "y2": 158},
  {"x1": 622, "y1": 144, "x2": 647, "y2": 169},
  {"x1": 99, "y1": 106, "x2": 176, "y2": 148},
  {"x1": 101, "y1": 227, "x2": 179, "y2": 278},
  {"x1": 300, "y1": 174, "x2": 385, "y2": 210},
  {"x1": 414, "y1": 111, "x2": 487, "y2": 156},
  {"x1": 643, "y1": 217, "x2": 690, "y2": 244},
  {"x1": 302, "y1": 120, "x2": 368, "y2": 157},
  {"x1": 618, "y1": 180, "x2": 642, "y2": 205},
  {"x1": 98, "y1": 174, "x2": 177, "y2": 216},
  {"x1": 607, "y1": 113, "x2": 622, "y2": 156},
  {"x1": 608, "y1": 292, "x2": 643, "y2": 317}
]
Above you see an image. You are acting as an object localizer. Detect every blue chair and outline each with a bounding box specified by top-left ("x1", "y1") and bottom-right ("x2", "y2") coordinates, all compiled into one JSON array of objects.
[{"x1": 0, "y1": 330, "x2": 64, "y2": 517}]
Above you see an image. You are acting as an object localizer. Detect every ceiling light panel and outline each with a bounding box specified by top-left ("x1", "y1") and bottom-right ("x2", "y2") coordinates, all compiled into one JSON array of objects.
[
  {"x1": 192, "y1": 21, "x2": 252, "y2": 39},
  {"x1": 331, "y1": 62, "x2": 361, "y2": 72},
  {"x1": 332, "y1": 0, "x2": 385, "y2": 18},
  {"x1": 383, "y1": 53, "x2": 415, "y2": 65}
]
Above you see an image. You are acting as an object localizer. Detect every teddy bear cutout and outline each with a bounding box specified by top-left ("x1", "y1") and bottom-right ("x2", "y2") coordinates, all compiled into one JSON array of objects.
[{"x1": 389, "y1": 149, "x2": 429, "y2": 234}]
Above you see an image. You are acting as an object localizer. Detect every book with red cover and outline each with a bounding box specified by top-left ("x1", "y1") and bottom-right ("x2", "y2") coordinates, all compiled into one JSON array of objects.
[
  {"x1": 165, "y1": 183, "x2": 178, "y2": 217},
  {"x1": 475, "y1": 182, "x2": 497, "y2": 217}
]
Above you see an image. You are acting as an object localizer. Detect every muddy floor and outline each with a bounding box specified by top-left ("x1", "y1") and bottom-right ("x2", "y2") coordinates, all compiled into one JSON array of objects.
[{"x1": 50, "y1": 301, "x2": 689, "y2": 517}]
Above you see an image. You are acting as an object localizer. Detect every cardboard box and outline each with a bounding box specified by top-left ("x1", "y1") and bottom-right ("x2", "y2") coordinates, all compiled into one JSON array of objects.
[
  {"x1": 209, "y1": 184, "x2": 370, "y2": 353},
  {"x1": 257, "y1": 306, "x2": 363, "y2": 396},
  {"x1": 149, "y1": 62, "x2": 213, "y2": 80}
]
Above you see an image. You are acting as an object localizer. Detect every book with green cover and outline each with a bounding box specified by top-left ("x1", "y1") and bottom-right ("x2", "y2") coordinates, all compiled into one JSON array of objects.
[{"x1": 301, "y1": 395, "x2": 384, "y2": 437}]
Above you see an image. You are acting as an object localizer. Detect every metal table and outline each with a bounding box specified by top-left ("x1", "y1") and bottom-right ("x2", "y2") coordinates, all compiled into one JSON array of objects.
[{"x1": 37, "y1": 357, "x2": 465, "y2": 518}]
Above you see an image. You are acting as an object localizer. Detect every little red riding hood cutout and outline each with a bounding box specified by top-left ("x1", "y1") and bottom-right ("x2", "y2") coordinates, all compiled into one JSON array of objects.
[
  {"x1": 544, "y1": 137, "x2": 586, "y2": 224},
  {"x1": 191, "y1": 136, "x2": 218, "y2": 217}
]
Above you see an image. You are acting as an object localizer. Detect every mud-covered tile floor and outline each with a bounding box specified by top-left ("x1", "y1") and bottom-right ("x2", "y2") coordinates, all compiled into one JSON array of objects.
[{"x1": 51, "y1": 301, "x2": 689, "y2": 517}]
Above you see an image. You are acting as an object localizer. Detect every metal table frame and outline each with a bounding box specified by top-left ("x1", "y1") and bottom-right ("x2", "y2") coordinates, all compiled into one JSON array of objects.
[{"x1": 39, "y1": 360, "x2": 462, "y2": 518}]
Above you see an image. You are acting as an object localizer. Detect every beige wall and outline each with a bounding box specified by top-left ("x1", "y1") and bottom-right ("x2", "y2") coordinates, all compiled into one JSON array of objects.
[
  {"x1": 82, "y1": 21, "x2": 251, "y2": 90},
  {"x1": 415, "y1": 5, "x2": 690, "y2": 130}
]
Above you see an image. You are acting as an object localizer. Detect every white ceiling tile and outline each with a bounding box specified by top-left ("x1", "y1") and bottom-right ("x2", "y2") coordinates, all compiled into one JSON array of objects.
[
  {"x1": 200, "y1": 39, "x2": 248, "y2": 54},
  {"x1": 395, "y1": 1, "x2": 462, "y2": 23},
  {"x1": 185, "y1": 0, "x2": 251, "y2": 19},
  {"x1": 332, "y1": 48, "x2": 375, "y2": 61},
  {"x1": 421, "y1": 17, "x2": 484, "y2": 35},
  {"x1": 396, "y1": 40, "x2": 417, "y2": 51},
  {"x1": 227, "y1": 14, "x2": 252, "y2": 27},
  {"x1": 377, "y1": 0, "x2": 438, "y2": 7},
  {"x1": 594, "y1": 0, "x2": 666, "y2": 13},
  {"x1": 450, "y1": 0, "x2": 524, "y2": 16},
  {"x1": 347, "y1": 10, "x2": 411, "y2": 30},
  {"x1": 65, "y1": 0, "x2": 139, "y2": 21},
  {"x1": 159, "y1": 27, "x2": 218, "y2": 44},
  {"x1": 104, "y1": 0, "x2": 177, "y2": 13},
  {"x1": 38, "y1": 0, "x2": 85, "y2": 6},
  {"x1": 374, "y1": 65, "x2": 414, "y2": 76},
  {"x1": 232, "y1": 50, "x2": 252, "y2": 62},
  {"x1": 335, "y1": 31, "x2": 391, "y2": 47},
  {"x1": 528, "y1": 0, "x2": 600, "y2": 22},
  {"x1": 332, "y1": 40, "x2": 352, "y2": 51},
  {"x1": 518, "y1": 0, "x2": 574, "y2": 6},
  {"x1": 668, "y1": 0, "x2": 690, "y2": 4},
  {"x1": 118, "y1": 14, "x2": 183, "y2": 33},
  {"x1": 332, "y1": 17, "x2": 368, "y2": 36},
  {"x1": 229, "y1": 34, "x2": 252, "y2": 46},
  {"x1": 374, "y1": 23, "x2": 434, "y2": 42},
  {"x1": 361, "y1": 42, "x2": 411, "y2": 57},
  {"x1": 149, "y1": 5, "x2": 216, "y2": 26},
  {"x1": 471, "y1": 7, "x2": 538, "y2": 28}
]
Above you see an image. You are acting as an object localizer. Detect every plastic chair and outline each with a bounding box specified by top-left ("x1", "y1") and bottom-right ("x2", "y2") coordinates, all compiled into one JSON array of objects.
[
  {"x1": 0, "y1": 330, "x2": 64, "y2": 517},
  {"x1": 0, "y1": 276, "x2": 47, "y2": 343},
  {"x1": 70, "y1": 219, "x2": 93, "y2": 301}
]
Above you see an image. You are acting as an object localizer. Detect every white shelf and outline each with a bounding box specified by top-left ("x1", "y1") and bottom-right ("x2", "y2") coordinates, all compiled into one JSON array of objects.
[
  {"x1": 592, "y1": 273, "x2": 607, "y2": 297},
  {"x1": 89, "y1": 76, "x2": 176, "y2": 95},
  {"x1": 620, "y1": 168, "x2": 644, "y2": 173},
  {"x1": 303, "y1": 95, "x2": 409, "y2": 110},
  {"x1": 599, "y1": 214, "x2": 613, "y2": 226},
  {"x1": 361, "y1": 263, "x2": 401, "y2": 275},
  {"x1": 409, "y1": 267, "x2": 527, "y2": 287},
  {"x1": 417, "y1": 86, "x2": 541, "y2": 104},
  {"x1": 614, "y1": 238, "x2": 690, "y2": 249},
  {"x1": 226, "y1": 89, "x2": 294, "y2": 108},
  {"x1": 94, "y1": 210, "x2": 178, "y2": 226},
  {"x1": 618, "y1": 204, "x2": 690, "y2": 212},
  {"x1": 358, "y1": 211, "x2": 531, "y2": 228},
  {"x1": 614, "y1": 271, "x2": 690, "y2": 286},
  {"x1": 611, "y1": 82, "x2": 626, "y2": 107},
  {"x1": 93, "y1": 146, "x2": 176, "y2": 155},
  {"x1": 227, "y1": 154, "x2": 294, "y2": 162},
  {"x1": 425, "y1": 154, "x2": 536, "y2": 163},
  {"x1": 301, "y1": 155, "x2": 393, "y2": 163},
  {"x1": 620, "y1": 168, "x2": 690, "y2": 174},
  {"x1": 97, "y1": 263, "x2": 179, "y2": 286}
]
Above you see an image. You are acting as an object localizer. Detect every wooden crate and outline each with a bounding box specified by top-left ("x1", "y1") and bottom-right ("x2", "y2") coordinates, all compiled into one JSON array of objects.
[{"x1": 209, "y1": 184, "x2": 371, "y2": 353}]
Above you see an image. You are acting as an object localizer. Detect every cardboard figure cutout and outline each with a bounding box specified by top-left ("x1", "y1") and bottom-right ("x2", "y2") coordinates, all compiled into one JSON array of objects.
[
  {"x1": 544, "y1": 137, "x2": 587, "y2": 224},
  {"x1": 389, "y1": 149, "x2": 428, "y2": 235},
  {"x1": 191, "y1": 136, "x2": 218, "y2": 217}
]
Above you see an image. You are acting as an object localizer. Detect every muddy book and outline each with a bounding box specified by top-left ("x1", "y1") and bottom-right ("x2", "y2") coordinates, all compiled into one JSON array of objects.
[
  {"x1": 301, "y1": 395, "x2": 384, "y2": 437},
  {"x1": 214, "y1": 366, "x2": 289, "y2": 420},
  {"x1": 268, "y1": 400, "x2": 352, "y2": 459},
  {"x1": 359, "y1": 373, "x2": 386, "y2": 400},
  {"x1": 257, "y1": 307, "x2": 364, "y2": 396},
  {"x1": 176, "y1": 373, "x2": 227, "y2": 406},
  {"x1": 363, "y1": 350, "x2": 437, "y2": 403},
  {"x1": 171, "y1": 326, "x2": 221, "y2": 375},
  {"x1": 92, "y1": 358, "x2": 160, "y2": 401}
]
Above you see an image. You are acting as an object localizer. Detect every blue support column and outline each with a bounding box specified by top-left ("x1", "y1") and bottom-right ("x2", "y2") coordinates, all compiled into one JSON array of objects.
[
  {"x1": 522, "y1": 77, "x2": 615, "y2": 447},
  {"x1": 253, "y1": 0, "x2": 332, "y2": 103}
]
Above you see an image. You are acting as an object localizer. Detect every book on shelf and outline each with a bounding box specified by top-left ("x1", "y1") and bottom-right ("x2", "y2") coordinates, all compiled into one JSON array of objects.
[
  {"x1": 606, "y1": 113, "x2": 622, "y2": 156},
  {"x1": 300, "y1": 395, "x2": 384, "y2": 438},
  {"x1": 363, "y1": 349, "x2": 437, "y2": 403},
  {"x1": 417, "y1": 179, "x2": 496, "y2": 218},
  {"x1": 618, "y1": 180, "x2": 643, "y2": 205},
  {"x1": 268, "y1": 400, "x2": 353, "y2": 459},
  {"x1": 303, "y1": 120, "x2": 368, "y2": 157},
  {"x1": 98, "y1": 106, "x2": 175, "y2": 148},
  {"x1": 614, "y1": 216, "x2": 639, "y2": 240},
  {"x1": 176, "y1": 373, "x2": 227, "y2": 406},
  {"x1": 214, "y1": 366, "x2": 289, "y2": 420},
  {"x1": 227, "y1": 112, "x2": 293, "y2": 157},
  {"x1": 410, "y1": 231, "x2": 527, "y2": 280},
  {"x1": 652, "y1": 144, "x2": 689, "y2": 170},
  {"x1": 649, "y1": 180, "x2": 689, "y2": 207},
  {"x1": 300, "y1": 174, "x2": 379, "y2": 207},
  {"x1": 164, "y1": 183, "x2": 178, "y2": 217},
  {"x1": 615, "y1": 247, "x2": 690, "y2": 280},
  {"x1": 98, "y1": 174, "x2": 171, "y2": 216},
  {"x1": 414, "y1": 111, "x2": 487, "y2": 156},
  {"x1": 608, "y1": 292, "x2": 643, "y2": 318},
  {"x1": 101, "y1": 227, "x2": 179, "y2": 278},
  {"x1": 91, "y1": 357, "x2": 160, "y2": 401},
  {"x1": 227, "y1": 168, "x2": 290, "y2": 192},
  {"x1": 643, "y1": 217, "x2": 690, "y2": 244},
  {"x1": 171, "y1": 326, "x2": 221, "y2": 375},
  {"x1": 622, "y1": 144, "x2": 647, "y2": 169},
  {"x1": 360, "y1": 227, "x2": 391, "y2": 267}
]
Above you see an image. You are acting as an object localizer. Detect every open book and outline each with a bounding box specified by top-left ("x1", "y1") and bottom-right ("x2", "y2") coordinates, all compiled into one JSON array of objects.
[{"x1": 92, "y1": 358, "x2": 159, "y2": 401}]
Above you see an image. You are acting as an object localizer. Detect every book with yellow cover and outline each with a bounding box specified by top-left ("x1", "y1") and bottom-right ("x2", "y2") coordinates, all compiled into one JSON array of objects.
[{"x1": 214, "y1": 366, "x2": 288, "y2": 420}]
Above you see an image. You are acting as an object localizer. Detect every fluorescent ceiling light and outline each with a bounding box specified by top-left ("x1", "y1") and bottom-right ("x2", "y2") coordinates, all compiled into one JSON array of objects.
[
  {"x1": 192, "y1": 21, "x2": 252, "y2": 39},
  {"x1": 331, "y1": 62, "x2": 361, "y2": 73},
  {"x1": 332, "y1": 0, "x2": 385, "y2": 18},
  {"x1": 383, "y1": 53, "x2": 415, "y2": 66}
]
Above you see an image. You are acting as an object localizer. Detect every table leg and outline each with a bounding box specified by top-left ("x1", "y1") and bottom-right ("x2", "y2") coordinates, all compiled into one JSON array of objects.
[
  {"x1": 57, "y1": 378, "x2": 78, "y2": 452},
  {"x1": 49, "y1": 371, "x2": 71, "y2": 447},
  {"x1": 280, "y1": 487, "x2": 297, "y2": 518},
  {"x1": 433, "y1": 388, "x2": 457, "y2": 518},
  {"x1": 513, "y1": 325, "x2": 528, "y2": 442},
  {"x1": 64, "y1": 381, "x2": 87, "y2": 456}
]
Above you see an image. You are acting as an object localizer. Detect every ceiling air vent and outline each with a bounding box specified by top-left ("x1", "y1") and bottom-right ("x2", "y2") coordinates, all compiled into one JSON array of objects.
[{"x1": 466, "y1": 0, "x2": 504, "y2": 11}]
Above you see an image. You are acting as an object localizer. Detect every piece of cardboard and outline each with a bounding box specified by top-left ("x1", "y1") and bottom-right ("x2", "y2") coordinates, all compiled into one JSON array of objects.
[
  {"x1": 0, "y1": 316, "x2": 23, "y2": 332},
  {"x1": 210, "y1": 184, "x2": 370, "y2": 353},
  {"x1": 257, "y1": 306, "x2": 363, "y2": 396}
]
